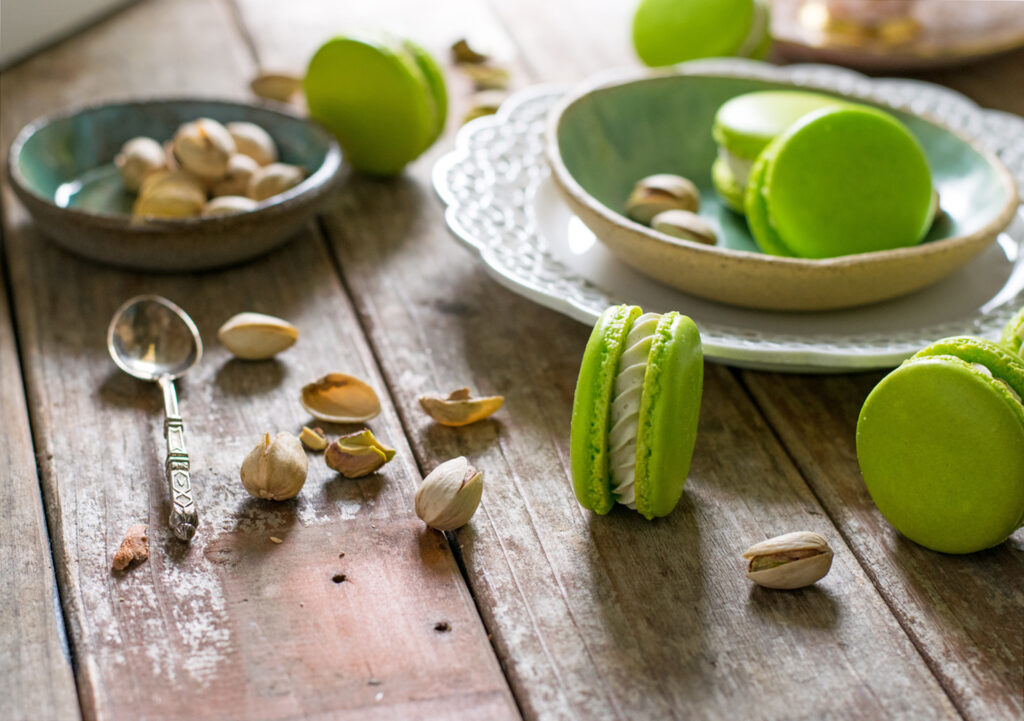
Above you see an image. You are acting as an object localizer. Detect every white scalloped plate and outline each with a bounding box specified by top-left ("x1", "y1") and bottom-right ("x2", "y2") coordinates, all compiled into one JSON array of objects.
[{"x1": 433, "y1": 59, "x2": 1024, "y2": 372}]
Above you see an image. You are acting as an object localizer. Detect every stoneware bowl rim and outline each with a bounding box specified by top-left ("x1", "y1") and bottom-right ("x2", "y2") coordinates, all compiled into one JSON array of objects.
[
  {"x1": 545, "y1": 66, "x2": 1019, "y2": 275},
  {"x1": 6, "y1": 96, "x2": 343, "y2": 233}
]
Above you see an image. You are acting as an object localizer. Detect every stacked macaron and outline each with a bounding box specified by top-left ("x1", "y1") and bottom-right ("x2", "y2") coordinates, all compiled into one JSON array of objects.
[
  {"x1": 713, "y1": 91, "x2": 935, "y2": 259},
  {"x1": 856, "y1": 335, "x2": 1024, "y2": 553},
  {"x1": 570, "y1": 305, "x2": 703, "y2": 519}
]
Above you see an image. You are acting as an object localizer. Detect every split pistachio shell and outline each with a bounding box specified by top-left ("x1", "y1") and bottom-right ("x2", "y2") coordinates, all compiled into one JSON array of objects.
[
  {"x1": 301, "y1": 373, "x2": 381, "y2": 423},
  {"x1": 742, "y1": 531, "x2": 833, "y2": 590},
  {"x1": 172, "y1": 118, "x2": 236, "y2": 180},
  {"x1": 299, "y1": 426, "x2": 328, "y2": 451},
  {"x1": 651, "y1": 209, "x2": 717, "y2": 246},
  {"x1": 325, "y1": 429, "x2": 396, "y2": 478},
  {"x1": 414, "y1": 456, "x2": 483, "y2": 531},
  {"x1": 248, "y1": 163, "x2": 304, "y2": 201},
  {"x1": 418, "y1": 387, "x2": 504, "y2": 426},
  {"x1": 250, "y1": 71, "x2": 303, "y2": 103},
  {"x1": 240, "y1": 431, "x2": 308, "y2": 501},
  {"x1": 115, "y1": 137, "x2": 167, "y2": 192},
  {"x1": 211, "y1": 154, "x2": 261, "y2": 197},
  {"x1": 202, "y1": 195, "x2": 259, "y2": 217},
  {"x1": 218, "y1": 312, "x2": 298, "y2": 359},
  {"x1": 227, "y1": 121, "x2": 278, "y2": 166},
  {"x1": 626, "y1": 174, "x2": 700, "y2": 225},
  {"x1": 132, "y1": 170, "x2": 206, "y2": 219}
]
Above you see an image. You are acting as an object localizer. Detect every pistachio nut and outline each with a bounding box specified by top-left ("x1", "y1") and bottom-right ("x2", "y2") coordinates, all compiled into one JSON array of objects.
[
  {"x1": 240, "y1": 431, "x2": 308, "y2": 501},
  {"x1": 250, "y1": 71, "x2": 303, "y2": 103},
  {"x1": 202, "y1": 195, "x2": 259, "y2": 217},
  {"x1": 218, "y1": 312, "x2": 298, "y2": 359},
  {"x1": 172, "y1": 118, "x2": 236, "y2": 180},
  {"x1": 301, "y1": 373, "x2": 381, "y2": 423},
  {"x1": 132, "y1": 170, "x2": 206, "y2": 219},
  {"x1": 419, "y1": 387, "x2": 504, "y2": 427},
  {"x1": 414, "y1": 456, "x2": 483, "y2": 531},
  {"x1": 650, "y1": 209, "x2": 717, "y2": 246},
  {"x1": 626, "y1": 174, "x2": 700, "y2": 225},
  {"x1": 299, "y1": 425, "x2": 328, "y2": 451},
  {"x1": 461, "y1": 64, "x2": 510, "y2": 90},
  {"x1": 742, "y1": 531, "x2": 833, "y2": 590},
  {"x1": 325, "y1": 429, "x2": 396, "y2": 478},
  {"x1": 248, "y1": 162, "x2": 304, "y2": 201},
  {"x1": 450, "y1": 38, "x2": 490, "y2": 64},
  {"x1": 226, "y1": 121, "x2": 278, "y2": 166},
  {"x1": 115, "y1": 137, "x2": 167, "y2": 192},
  {"x1": 211, "y1": 154, "x2": 261, "y2": 197}
]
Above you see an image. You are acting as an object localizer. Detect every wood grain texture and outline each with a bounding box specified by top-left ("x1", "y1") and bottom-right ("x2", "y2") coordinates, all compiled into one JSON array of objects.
[
  {"x1": 0, "y1": 253, "x2": 80, "y2": 720},
  {"x1": 234, "y1": 0, "x2": 967, "y2": 718},
  {"x1": 742, "y1": 371, "x2": 1024, "y2": 721},
  {"x1": 0, "y1": 0, "x2": 516, "y2": 719}
]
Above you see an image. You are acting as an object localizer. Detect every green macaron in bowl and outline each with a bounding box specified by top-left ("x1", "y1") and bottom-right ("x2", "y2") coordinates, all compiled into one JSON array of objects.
[
  {"x1": 570, "y1": 304, "x2": 703, "y2": 519},
  {"x1": 546, "y1": 67, "x2": 1019, "y2": 311},
  {"x1": 856, "y1": 336, "x2": 1024, "y2": 553}
]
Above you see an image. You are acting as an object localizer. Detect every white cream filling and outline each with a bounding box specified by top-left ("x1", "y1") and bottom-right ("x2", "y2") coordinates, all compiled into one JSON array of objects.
[
  {"x1": 608, "y1": 312, "x2": 661, "y2": 508},
  {"x1": 971, "y1": 362, "x2": 1022, "y2": 404},
  {"x1": 718, "y1": 147, "x2": 755, "y2": 188},
  {"x1": 736, "y1": 0, "x2": 770, "y2": 58}
]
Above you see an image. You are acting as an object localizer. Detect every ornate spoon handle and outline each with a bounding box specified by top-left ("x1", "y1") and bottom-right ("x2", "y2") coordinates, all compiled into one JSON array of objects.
[{"x1": 159, "y1": 375, "x2": 198, "y2": 541}]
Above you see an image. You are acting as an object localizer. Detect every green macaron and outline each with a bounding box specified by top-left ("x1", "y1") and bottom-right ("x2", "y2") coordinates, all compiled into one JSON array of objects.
[
  {"x1": 711, "y1": 91, "x2": 845, "y2": 213},
  {"x1": 570, "y1": 305, "x2": 703, "y2": 519},
  {"x1": 632, "y1": 0, "x2": 771, "y2": 67},
  {"x1": 1000, "y1": 306, "x2": 1024, "y2": 358},
  {"x1": 304, "y1": 33, "x2": 447, "y2": 176},
  {"x1": 856, "y1": 336, "x2": 1024, "y2": 554},
  {"x1": 745, "y1": 105, "x2": 934, "y2": 259}
]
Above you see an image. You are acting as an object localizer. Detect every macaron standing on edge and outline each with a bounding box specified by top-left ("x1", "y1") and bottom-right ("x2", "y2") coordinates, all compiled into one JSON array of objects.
[
  {"x1": 745, "y1": 105, "x2": 934, "y2": 259},
  {"x1": 632, "y1": 0, "x2": 771, "y2": 67},
  {"x1": 856, "y1": 337, "x2": 1024, "y2": 554},
  {"x1": 570, "y1": 305, "x2": 703, "y2": 519},
  {"x1": 711, "y1": 90, "x2": 845, "y2": 212}
]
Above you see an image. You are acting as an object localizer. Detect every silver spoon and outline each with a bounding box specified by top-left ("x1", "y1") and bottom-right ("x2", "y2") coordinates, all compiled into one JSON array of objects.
[{"x1": 108, "y1": 295, "x2": 202, "y2": 541}]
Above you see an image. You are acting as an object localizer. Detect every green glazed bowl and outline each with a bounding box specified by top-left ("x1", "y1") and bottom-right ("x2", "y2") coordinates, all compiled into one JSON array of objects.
[
  {"x1": 546, "y1": 68, "x2": 1019, "y2": 311},
  {"x1": 7, "y1": 98, "x2": 342, "y2": 271}
]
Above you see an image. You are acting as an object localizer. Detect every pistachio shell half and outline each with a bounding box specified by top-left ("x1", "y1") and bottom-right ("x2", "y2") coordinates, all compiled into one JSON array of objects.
[
  {"x1": 418, "y1": 387, "x2": 504, "y2": 427},
  {"x1": 218, "y1": 312, "x2": 298, "y2": 360},
  {"x1": 301, "y1": 373, "x2": 381, "y2": 423},
  {"x1": 742, "y1": 531, "x2": 833, "y2": 590}
]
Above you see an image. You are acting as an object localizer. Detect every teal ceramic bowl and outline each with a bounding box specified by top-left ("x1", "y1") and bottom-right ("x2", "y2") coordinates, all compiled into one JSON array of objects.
[
  {"x1": 7, "y1": 99, "x2": 342, "y2": 271},
  {"x1": 546, "y1": 69, "x2": 1018, "y2": 311}
]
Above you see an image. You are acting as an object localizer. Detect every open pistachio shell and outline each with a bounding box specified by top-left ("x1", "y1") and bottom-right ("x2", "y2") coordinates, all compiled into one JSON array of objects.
[
  {"x1": 418, "y1": 387, "x2": 504, "y2": 426},
  {"x1": 301, "y1": 373, "x2": 381, "y2": 423}
]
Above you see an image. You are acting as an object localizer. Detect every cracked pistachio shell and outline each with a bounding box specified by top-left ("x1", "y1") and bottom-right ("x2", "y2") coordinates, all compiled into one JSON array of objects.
[
  {"x1": 227, "y1": 121, "x2": 278, "y2": 166},
  {"x1": 115, "y1": 137, "x2": 167, "y2": 192},
  {"x1": 248, "y1": 162, "x2": 304, "y2": 201},
  {"x1": 414, "y1": 456, "x2": 483, "y2": 531},
  {"x1": 211, "y1": 154, "x2": 262, "y2": 197},
  {"x1": 301, "y1": 373, "x2": 381, "y2": 423},
  {"x1": 418, "y1": 387, "x2": 504, "y2": 426},
  {"x1": 218, "y1": 312, "x2": 298, "y2": 360},
  {"x1": 325, "y1": 429, "x2": 396, "y2": 478},
  {"x1": 742, "y1": 531, "x2": 833, "y2": 590},
  {"x1": 172, "y1": 118, "x2": 236, "y2": 180},
  {"x1": 299, "y1": 426, "x2": 328, "y2": 451},
  {"x1": 202, "y1": 195, "x2": 259, "y2": 217},
  {"x1": 650, "y1": 209, "x2": 717, "y2": 246},
  {"x1": 240, "y1": 431, "x2": 308, "y2": 501},
  {"x1": 626, "y1": 174, "x2": 700, "y2": 225},
  {"x1": 132, "y1": 170, "x2": 205, "y2": 219}
]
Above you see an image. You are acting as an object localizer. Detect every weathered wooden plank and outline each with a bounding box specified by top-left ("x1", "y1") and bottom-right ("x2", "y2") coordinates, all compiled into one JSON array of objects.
[
  {"x1": 0, "y1": 253, "x2": 81, "y2": 720},
  {"x1": 0, "y1": 0, "x2": 517, "y2": 718},
  {"x1": 742, "y1": 371, "x2": 1024, "y2": 721},
  {"x1": 234, "y1": 0, "x2": 967, "y2": 718}
]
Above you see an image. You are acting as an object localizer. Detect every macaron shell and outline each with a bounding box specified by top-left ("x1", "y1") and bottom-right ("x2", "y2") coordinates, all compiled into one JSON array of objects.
[
  {"x1": 857, "y1": 355, "x2": 1024, "y2": 553},
  {"x1": 633, "y1": 0, "x2": 754, "y2": 66},
  {"x1": 743, "y1": 152, "x2": 793, "y2": 256},
  {"x1": 634, "y1": 312, "x2": 703, "y2": 519},
  {"x1": 402, "y1": 39, "x2": 448, "y2": 151},
  {"x1": 711, "y1": 156, "x2": 746, "y2": 213},
  {"x1": 570, "y1": 304, "x2": 642, "y2": 514},
  {"x1": 712, "y1": 90, "x2": 845, "y2": 160},
  {"x1": 914, "y1": 336, "x2": 1024, "y2": 401},
  {"x1": 750, "y1": 106, "x2": 933, "y2": 259},
  {"x1": 1000, "y1": 306, "x2": 1024, "y2": 357},
  {"x1": 305, "y1": 35, "x2": 437, "y2": 176}
]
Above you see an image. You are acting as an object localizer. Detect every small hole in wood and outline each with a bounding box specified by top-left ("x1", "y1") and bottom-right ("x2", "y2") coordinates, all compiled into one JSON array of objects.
[
  {"x1": 332, "y1": 573, "x2": 347, "y2": 583},
  {"x1": 434, "y1": 621, "x2": 451, "y2": 632}
]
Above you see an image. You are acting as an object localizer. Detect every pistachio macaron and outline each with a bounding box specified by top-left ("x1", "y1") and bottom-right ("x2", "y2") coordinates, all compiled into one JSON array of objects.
[
  {"x1": 856, "y1": 337, "x2": 1024, "y2": 553},
  {"x1": 570, "y1": 305, "x2": 703, "y2": 519},
  {"x1": 711, "y1": 90, "x2": 845, "y2": 212},
  {"x1": 305, "y1": 32, "x2": 447, "y2": 176},
  {"x1": 745, "y1": 105, "x2": 933, "y2": 258},
  {"x1": 632, "y1": 0, "x2": 771, "y2": 67},
  {"x1": 1000, "y1": 306, "x2": 1024, "y2": 358}
]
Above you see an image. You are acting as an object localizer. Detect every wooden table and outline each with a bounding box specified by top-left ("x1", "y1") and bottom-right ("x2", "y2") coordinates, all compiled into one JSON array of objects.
[{"x1": 2, "y1": 2, "x2": 1022, "y2": 719}]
